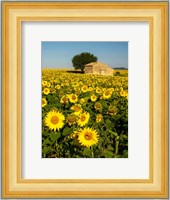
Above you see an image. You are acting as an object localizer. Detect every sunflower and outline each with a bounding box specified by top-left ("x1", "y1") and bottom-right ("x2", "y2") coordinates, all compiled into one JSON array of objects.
[
  {"x1": 42, "y1": 80, "x2": 47, "y2": 86},
  {"x1": 78, "y1": 127, "x2": 98, "y2": 147},
  {"x1": 72, "y1": 130, "x2": 78, "y2": 139},
  {"x1": 55, "y1": 84, "x2": 61, "y2": 90},
  {"x1": 96, "y1": 87, "x2": 102, "y2": 94},
  {"x1": 96, "y1": 114, "x2": 103, "y2": 123},
  {"x1": 79, "y1": 98, "x2": 85, "y2": 104},
  {"x1": 71, "y1": 130, "x2": 81, "y2": 146},
  {"x1": 75, "y1": 90, "x2": 81, "y2": 96},
  {"x1": 103, "y1": 89, "x2": 112, "y2": 99},
  {"x1": 81, "y1": 85, "x2": 88, "y2": 93},
  {"x1": 68, "y1": 94, "x2": 78, "y2": 103},
  {"x1": 42, "y1": 98, "x2": 47, "y2": 107},
  {"x1": 47, "y1": 82, "x2": 51, "y2": 87},
  {"x1": 43, "y1": 88, "x2": 50, "y2": 95},
  {"x1": 123, "y1": 91, "x2": 128, "y2": 97},
  {"x1": 107, "y1": 105, "x2": 118, "y2": 116},
  {"x1": 66, "y1": 114, "x2": 77, "y2": 126},
  {"x1": 44, "y1": 110, "x2": 65, "y2": 131},
  {"x1": 78, "y1": 112, "x2": 90, "y2": 127},
  {"x1": 120, "y1": 90, "x2": 128, "y2": 97},
  {"x1": 91, "y1": 94, "x2": 97, "y2": 102},
  {"x1": 71, "y1": 104, "x2": 82, "y2": 115},
  {"x1": 94, "y1": 102, "x2": 102, "y2": 111},
  {"x1": 110, "y1": 88, "x2": 115, "y2": 92},
  {"x1": 60, "y1": 95, "x2": 69, "y2": 104},
  {"x1": 50, "y1": 88, "x2": 56, "y2": 93},
  {"x1": 66, "y1": 88, "x2": 72, "y2": 93},
  {"x1": 89, "y1": 87, "x2": 93, "y2": 92},
  {"x1": 120, "y1": 90, "x2": 124, "y2": 96},
  {"x1": 72, "y1": 82, "x2": 78, "y2": 87}
]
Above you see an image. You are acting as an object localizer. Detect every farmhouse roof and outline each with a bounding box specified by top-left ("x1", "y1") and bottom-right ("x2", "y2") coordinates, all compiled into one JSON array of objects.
[{"x1": 84, "y1": 61, "x2": 112, "y2": 69}]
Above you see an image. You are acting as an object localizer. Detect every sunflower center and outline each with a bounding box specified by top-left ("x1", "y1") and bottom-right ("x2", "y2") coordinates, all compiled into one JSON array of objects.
[
  {"x1": 82, "y1": 87, "x2": 87, "y2": 91},
  {"x1": 97, "y1": 115, "x2": 102, "y2": 120},
  {"x1": 80, "y1": 115, "x2": 86, "y2": 121},
  {"x1": 51, "y1": 116, "x2": 59, "y2": 124},
  {"x1": 42, "y1": 99, "x2": 45, "y2": 104},
  {"x1": 105, "y1": 91, "x2": 110, "y2": 96},
  {"x1": 74, "y1": 106, "x2": 81, "y2": 112},
  {"x1": 84, "y1": 132, "x2": 91, "y2": 140},
  {"x1": 72, "y1": 95, "x2": 76, "y2": 100},
  {"x1": 95, "y1": 103, "x2": 101, "y2": 109},
  {"x1": 63, "y1": 97, "x2": 67, "y2": 101}
]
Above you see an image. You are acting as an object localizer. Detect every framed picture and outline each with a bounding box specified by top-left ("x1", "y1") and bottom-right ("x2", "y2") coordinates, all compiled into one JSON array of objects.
[
  {"x1": 2, "y1": 1, "x2": 168, "y2": 198},
  {"x1": 41, "y1": 41, "x2": 128, "y2": 159}
]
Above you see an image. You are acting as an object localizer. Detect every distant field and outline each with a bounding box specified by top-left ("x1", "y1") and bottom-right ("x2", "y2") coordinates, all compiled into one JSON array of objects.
[
  {"x1": 42, "y1": 68, "x2": 128, "y2": 77},
  {"x1": 114, "y1": 69, "x2": 128, "y2": 77},
  {"x1": 114, "y1": 70, "x2": 128, "y2": 72}
]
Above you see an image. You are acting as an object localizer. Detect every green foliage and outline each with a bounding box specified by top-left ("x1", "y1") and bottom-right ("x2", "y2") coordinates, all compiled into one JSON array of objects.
[
  {"x1": 62, "y1": 127, "x2": 73, "y2": 136},
  {"x1": 105, "y1": 151, "x2": 114, "y2": 158},
  {"x1": 72, "y1": 52, "x2": 98, "y2": 71},
  {"x1": 50, "y1": 132, "x2": 61, "y2": 141},
  {"x1": 42, "y1": 69, "x2": 128, "y2": 158},
  {"x1": 115, "y1": 71, "x2": 120, "y2": 76},
  {"x1": 83, "y1": 148, "x2": 92, "y2": 157},
  {"x1": 114, "y1": 70, "x2": 128, "y2": 77}
]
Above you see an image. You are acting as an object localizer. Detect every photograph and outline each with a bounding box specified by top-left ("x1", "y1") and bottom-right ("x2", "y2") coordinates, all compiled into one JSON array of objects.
[{"x1": 41, "y1": 42, "x2": 128, "y2": 158}]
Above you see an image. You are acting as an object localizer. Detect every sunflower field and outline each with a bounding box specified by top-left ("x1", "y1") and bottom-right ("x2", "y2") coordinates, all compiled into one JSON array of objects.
[{"x1": 42, "y1": 69, "x2": 128, "y2": 158}]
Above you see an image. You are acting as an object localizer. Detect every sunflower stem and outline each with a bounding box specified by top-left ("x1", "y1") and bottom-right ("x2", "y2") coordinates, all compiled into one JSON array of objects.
[
  {"x1": 115, "y1": 137, "x2": 119, "y2": 155},
  {"x1": 91, "y1": 146, "x2": 94, "y2": 158}
]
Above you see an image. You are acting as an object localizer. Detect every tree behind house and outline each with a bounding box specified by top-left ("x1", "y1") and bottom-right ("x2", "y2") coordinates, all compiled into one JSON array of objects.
[{"x1": 72, "y1": 52, "x2": 98, "y2": 71}]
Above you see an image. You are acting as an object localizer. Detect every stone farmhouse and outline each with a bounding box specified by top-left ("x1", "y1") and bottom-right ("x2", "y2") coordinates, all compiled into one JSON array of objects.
[{"x1": 84, "y1": 61, "x2": 114, "y2": 76}]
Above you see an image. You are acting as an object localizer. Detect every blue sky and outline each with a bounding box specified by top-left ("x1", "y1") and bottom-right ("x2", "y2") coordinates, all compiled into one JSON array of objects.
[{"x1": 42, "y1": 42, "x2": 128, "y2": 69}]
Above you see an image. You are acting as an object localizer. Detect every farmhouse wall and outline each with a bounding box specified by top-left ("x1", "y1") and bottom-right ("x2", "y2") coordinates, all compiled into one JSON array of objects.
[
  {"x1": 84, "y1": 62, "x2": 113, "y2": 76},
  {"x1": 84, "y1": 66, "x2": 93, "y2": 74}
]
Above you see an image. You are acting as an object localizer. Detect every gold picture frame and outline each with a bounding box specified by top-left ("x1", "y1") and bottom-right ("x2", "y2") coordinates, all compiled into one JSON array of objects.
[{"x1": 2, "y1": 1, "x2": 168, "y2": 198}]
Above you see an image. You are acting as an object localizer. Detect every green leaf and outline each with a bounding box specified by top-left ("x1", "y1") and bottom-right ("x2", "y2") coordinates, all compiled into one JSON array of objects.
[
  {"x1": 50, "y1": 132, "x2": 61, "y2": 141},
  {"x1": 55, "y1": 101, "x2": 61, "y2": 107},
  {"x1": 105, "y1": 151, "x2": 113, "y2": 158},
  {"x1": 83, "y1": 148, "x2": 92, "y2": 157},
  {"x1": 42, "y1": 139, "x2": 50, "y2": 146},
  {"x1": 115, "y1": 141, "x2": 119, "y2": 155},
  {"x1": 47, "y1": 95, "x2": 52, "y2": 101},
  {"x1": 123, "y1": 150, "x2": 128, "y2": 158},
  {"x1": 108, "y1": 130, "x2": 118, "y2": 137},
  {"x1": 42, "y1": 146, "x2": 51, "y2": 154},
  {"x1": 62, "y1": 127, "x2": 73, "y2": 136},
  {"x1": 105, "y1": 119, "x2": 113, "y2": 129},
  {"x1": 123, "y1": 135, "x2": 128, "y2": 139}
]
